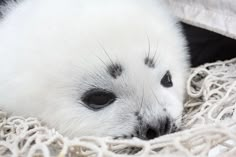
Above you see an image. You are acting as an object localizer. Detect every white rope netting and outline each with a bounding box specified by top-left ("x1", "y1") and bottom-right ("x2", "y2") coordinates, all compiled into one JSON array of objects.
[{"x1": 0, "y1": 58, "x2": 236, "y2": 157}]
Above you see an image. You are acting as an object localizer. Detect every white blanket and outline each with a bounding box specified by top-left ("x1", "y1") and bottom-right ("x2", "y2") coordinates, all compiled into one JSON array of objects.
[{"x1": 167, "y1": 0, "x2": 236, "y2": 39}]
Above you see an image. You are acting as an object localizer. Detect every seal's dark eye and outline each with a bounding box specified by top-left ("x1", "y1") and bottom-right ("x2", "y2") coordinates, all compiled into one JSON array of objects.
[
  {"x1": 161, "y1": 71, "x2": 173, "y2": 88},
  {"x1": 81, "y1": 88, "x2": 116, "y2": 110}
]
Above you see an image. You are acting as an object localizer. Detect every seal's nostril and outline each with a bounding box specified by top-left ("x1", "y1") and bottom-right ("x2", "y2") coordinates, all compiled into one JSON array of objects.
[{"x1": 146, "y1": 127, "x2": 157, "y2": 140}]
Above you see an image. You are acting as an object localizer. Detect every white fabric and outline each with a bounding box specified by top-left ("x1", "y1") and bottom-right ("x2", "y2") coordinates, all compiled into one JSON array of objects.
[
  {"x1": 166, "y1": 0, "x2": 236, "y2": 39},
  {"x1": 0, "y1": 58, "x2": 236, "y2": 157}
]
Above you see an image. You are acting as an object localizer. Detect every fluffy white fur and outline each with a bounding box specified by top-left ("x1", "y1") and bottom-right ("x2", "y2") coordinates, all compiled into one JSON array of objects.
[{"x1": 0, "y1": 0, "x2": 189, "y2": 138}]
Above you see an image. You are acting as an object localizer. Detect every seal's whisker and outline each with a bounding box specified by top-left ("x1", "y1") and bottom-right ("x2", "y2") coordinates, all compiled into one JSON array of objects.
[
  {"x1": 97, "y1": 41, "x2": 115, "y2": 66},
  {"x1": 154, "y1": 47, "x2": 161, "y2": 66},
  {"x1": 139, "y1": 85, "x2": 145, "y2": 111},
  {"x1": 152, "y1": 42, "x2": 158, "y2": 63},
  {"x1": 96, "y1": 55, "x2": 109, "y2": 68},
  {"x1": 151, "y1": 88, "x2": 161, "y2": 105},
  {"x1": 145, "y1": 34, "x2": 151, "y2": 59}
]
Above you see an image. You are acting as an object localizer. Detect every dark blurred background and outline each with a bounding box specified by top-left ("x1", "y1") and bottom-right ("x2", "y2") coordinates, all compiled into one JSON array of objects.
[
  {"x1": 0, "y1": 0, "x2": 236, "y2": 67},
  {"x1": 181, "y1": 22, "x2": 236, "y2": 67}
]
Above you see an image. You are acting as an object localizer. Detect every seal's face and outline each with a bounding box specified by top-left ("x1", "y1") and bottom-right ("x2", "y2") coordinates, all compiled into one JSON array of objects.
[{"x1": 0, "y1": 0, "x2": 189, "y2": 139}]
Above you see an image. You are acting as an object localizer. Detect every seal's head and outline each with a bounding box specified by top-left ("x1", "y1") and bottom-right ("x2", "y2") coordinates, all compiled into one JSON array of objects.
[{"x1": 0, "y1": 0, "x2": 189, "y2": 139}]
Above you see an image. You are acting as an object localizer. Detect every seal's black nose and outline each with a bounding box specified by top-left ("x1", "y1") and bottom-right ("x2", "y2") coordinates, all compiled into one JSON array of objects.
[
  {"x1": 146, "y1": 127, "x2": 158, "y2": 140},
  {"x1": 141, "y1": 117, "x2": 172, "y2": 140}
]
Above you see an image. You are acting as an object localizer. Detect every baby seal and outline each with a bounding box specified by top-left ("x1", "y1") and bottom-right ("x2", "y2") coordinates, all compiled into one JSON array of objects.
[{"x1": 0, "y1": 0, "x2": 189, "y2": 139}]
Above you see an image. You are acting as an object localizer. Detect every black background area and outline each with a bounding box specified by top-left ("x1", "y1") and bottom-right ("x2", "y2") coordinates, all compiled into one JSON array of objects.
[{"x1": 181, "y1": 23, "x2": 236, "y2": 67}]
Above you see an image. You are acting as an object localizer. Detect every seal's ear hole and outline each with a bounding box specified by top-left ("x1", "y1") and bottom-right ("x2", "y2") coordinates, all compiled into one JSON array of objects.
[
  {"x1": 160, "y1": 71, "x2": 173, "y2": 88},
  {"x1": 81, "y1": 88, "x2": 116, "y2": 110}
]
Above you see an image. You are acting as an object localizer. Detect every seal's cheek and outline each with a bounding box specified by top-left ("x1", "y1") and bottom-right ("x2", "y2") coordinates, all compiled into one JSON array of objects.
[{"x1": 165, "y1": 97, "x2": 184, "y2": 127}]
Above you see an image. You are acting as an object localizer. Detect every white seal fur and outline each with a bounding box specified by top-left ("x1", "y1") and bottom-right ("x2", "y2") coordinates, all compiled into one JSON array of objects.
[{"x1": 0, "y1": 0, "x2": 189, "y2": 139}]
